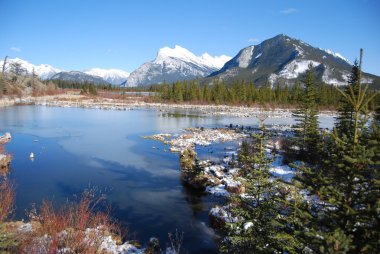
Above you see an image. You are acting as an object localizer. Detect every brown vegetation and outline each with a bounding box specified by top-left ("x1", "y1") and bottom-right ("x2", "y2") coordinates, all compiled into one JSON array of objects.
[
  {"x1": 20, "y1": 190, "x2": 122, "y2": 253},
  {"x1": 0, "y1": 179, "x2": 15, "y2": 223},
  {"x1": 0, "y1": 183, "x2": 126, "y2": 253}
]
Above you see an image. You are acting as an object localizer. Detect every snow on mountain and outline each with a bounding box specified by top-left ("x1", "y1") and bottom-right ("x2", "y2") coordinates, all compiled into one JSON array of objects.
[
  {"x1": 84, "y1": 68, "x2": 130, "y2": 85},
  {"x1": 321, "y1": 49, "x2": 352, "y2": 64},
  {"x1": 209, "y1": 34, "x2": 379, "y2": 87},
  {"x1": 50, "y1": 71, "x2": 109, "y2": 84},
  {"x1": 200, "y1": 53, "x2": 231, "y2": 69},
  {"x1": 235, "y1": 46, "x2": 255, "y2": 68},
  {"x1": 0, "y1": 58, "x2": 130, "y2": 84},
  {"x1": 126, "y1": 45, "x2": 231, "y2": 87},
  {"x1": 278, "y1": 59, "x2": 321, "y2": 79},
  {"x1": 0, "y1": 57, "x2": 62, "y2": 79}
]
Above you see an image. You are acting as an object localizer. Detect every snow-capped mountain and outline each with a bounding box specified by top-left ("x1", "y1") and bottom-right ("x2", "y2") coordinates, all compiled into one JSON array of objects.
[
  {"x1": 0, "y1": 58, "x2": 130, "y2": 85},
  {"x1": 126, "y1": 45, "x2": 231, "y2": 87},
  {"x1": 209, "y1": 34, "x2": 379, "y2": 87},
  {"x1": 50, "y1": 71, "x2": 109, "y2": 84},
  {"x1": 0, "y1": 57, "x2": 62, "y2": 79},
  {"x1": 84, "y1": 68, "x2": 130, "y2": 85}
]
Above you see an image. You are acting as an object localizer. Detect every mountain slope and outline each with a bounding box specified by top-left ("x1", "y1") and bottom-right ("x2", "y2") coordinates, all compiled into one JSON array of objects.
[
  {"x1": 84, "y1": 68, "x2": 130, "y2": 85},
  {"x1": 126, "y1": 45, "x2": 231, "y2": 87},
  {"x1": 0, "y1": 57, "x2": 62, "y2": 79},
  {"x1": 50, "y1": 71, "x2": 110, "y2": 84},
  {"x1": 208, "y1": 34, "x2": 380, "y2": 87}
]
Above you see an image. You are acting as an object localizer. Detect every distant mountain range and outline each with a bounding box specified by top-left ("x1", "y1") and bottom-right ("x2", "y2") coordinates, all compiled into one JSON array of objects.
[
  {"x1": 84, "y1": 68, "x2": 130, "y2": 85},
  {"x1": 208, "y1": 34, "x2": 379, "y2": 87},
  {"x1": 2, "y1": 34, "x2": 379, "y2": 88},
  {"x1": 0, "y1": 58, "x2": 129, "y2": 85},
  {"x1": 0, "y1": 57, "x2": 62, "y2": 80},
  {"x1": 125, "y1": 45, "x2": 231, "y2": 87},
  {"x1": 50, "y1": 71, "x2": 109, "y2": 85}
]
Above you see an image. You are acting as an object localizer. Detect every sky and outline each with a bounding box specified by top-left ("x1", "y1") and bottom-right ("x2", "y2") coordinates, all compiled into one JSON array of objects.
[{"x1": 1, "y1": 0, "x2": 379, "y2": 75}]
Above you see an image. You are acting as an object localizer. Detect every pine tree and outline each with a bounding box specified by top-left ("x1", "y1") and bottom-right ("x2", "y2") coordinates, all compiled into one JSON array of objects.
[
  {"x1": 292, "y1": 63, "x2": 320, "y2": 163},
  {"x1": 335, "y1": 60, "x2": 360, "y2": 138},
  {"x1": 173, "y1": 81, "x2": 183, "y2": 102},
  {"x1": 222, "y1": 123, "x2": 299, "y2": 253},
  {"x1": 293, "y1": 49, "x2": 380, "y2": 253},
  {"x1": 203, "y1": 83, "x2": 211, "y2": 103}
]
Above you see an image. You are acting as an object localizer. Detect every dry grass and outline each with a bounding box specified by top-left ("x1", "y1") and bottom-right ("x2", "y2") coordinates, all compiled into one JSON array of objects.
[
  {"x1": 0, "y1": 179, "x2": 15, "y2": 223},
  {"x1": 20, "y1": 190, "x2": 123, "y2": 253}
]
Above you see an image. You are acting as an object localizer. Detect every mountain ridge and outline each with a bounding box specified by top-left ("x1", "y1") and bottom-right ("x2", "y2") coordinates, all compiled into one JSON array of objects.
[
  {"x1": 125, "y1": 45, "x2": 232, "y2": 87},
  {"x1": 50, "y1": 71, "x2": 110, "y2": 85},
  {"x1": 208, "y1": 34, "x2": 379, "y2": 87},
  {"x1": 2, "y1": 35, "x2": 379, "y2": 88},
  {"x1": 0, "y1": 58, "x2": 130, "y2": 85}
]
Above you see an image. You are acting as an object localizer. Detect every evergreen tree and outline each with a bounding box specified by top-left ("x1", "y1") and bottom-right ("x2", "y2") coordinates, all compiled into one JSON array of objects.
[
  {"x1": 222, "y1": 123, "x2": 299, "y2": 253},
  {"x1": 173, "y1": 81, "x2": 183, "y2": 102},
  {"x1": 203, "y1": 83, "x2": 211, "y2": 103},
  {"x1": 293, "y1": 49, "x2": 380, "y2": 253},
  {"x1": 292, "y1": 63, "x2": 320, "y2": 163},
  {"x1": 88, "y1": 84, "x2": 97, "y2": 95},
  {"x1": 335, "y1": 60, "x2": 360, "y2": 138}
]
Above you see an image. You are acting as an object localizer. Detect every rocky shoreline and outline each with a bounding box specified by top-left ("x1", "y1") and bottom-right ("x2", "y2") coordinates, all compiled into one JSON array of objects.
[
  {"x1": 0, "y1": 94, "x2": 337, "y2": 118},
  {"x1": 143, "y1": 125, "x2": 298, "y2": 232}
]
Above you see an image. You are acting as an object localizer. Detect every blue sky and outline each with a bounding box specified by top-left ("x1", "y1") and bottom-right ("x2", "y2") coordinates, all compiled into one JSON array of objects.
[{"x1": 1, "y1": 0, "x2": 379, "y2": 75}]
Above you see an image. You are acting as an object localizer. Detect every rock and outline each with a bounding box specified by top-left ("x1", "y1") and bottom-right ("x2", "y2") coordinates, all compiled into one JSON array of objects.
[
  {"x1": 225, "y1": 183, "x2": 245, "y2": 194},
  {"x1": 0, "y1": 132, "x2": 11, "y2": 144},
  {"x1": 145, "y1": 237, "x2": 161, "y2": 254},
  {"x1": 209, "y1": 205, "x2": 238, "y2": 229},
  {"x1": 224, "y1": 178, "x2": 245, "y2": 194}
]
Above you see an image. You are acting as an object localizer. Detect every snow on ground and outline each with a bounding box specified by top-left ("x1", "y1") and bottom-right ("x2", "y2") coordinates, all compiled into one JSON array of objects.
[
  {"x1": 269, "y1": 155, "x2": 295, "y2": 177},
  {"x1": 209, "y1": 205, "x2": 239, "y2": 223},
  {"x1": 144, "y1": 128, "x2": 247, "y2": 153},
  {"x1": 244, "y1": 222, "x2": 253, "y2": 230},
  {"x1": 99, "y1": 235, "x2": 144, "y2": 254},
  {"x1": 206, "y1": 184, "x2": 229, "y2": 197}
]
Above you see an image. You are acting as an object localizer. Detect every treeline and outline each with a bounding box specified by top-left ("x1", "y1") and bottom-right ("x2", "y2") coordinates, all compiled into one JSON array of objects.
[
  {"x1": 48, "y1": 79, "x2": 158, "y2": 92},
  {"x1": 153, "y1": 79, "x2": 378, "y2": 109},
  {"x1": 48, "y1": 79, "x2": 114, "y2": 91}
]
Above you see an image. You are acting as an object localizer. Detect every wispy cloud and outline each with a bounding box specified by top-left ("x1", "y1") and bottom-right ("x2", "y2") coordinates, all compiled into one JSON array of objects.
[
  {"x1": 10, "y1": 46, "x2": 21, "y2": 52},
  {"x1": 280, "y1": 8, "x2": 298, "y2": 15},
  {"x1": 248, "y1": 38, "x2": 260, "y2": 43}
]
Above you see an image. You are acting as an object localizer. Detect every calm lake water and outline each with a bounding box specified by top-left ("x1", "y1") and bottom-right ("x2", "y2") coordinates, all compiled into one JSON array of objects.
[{"x1": 0, "y1": 105, "x2": 335, "y2": 253}]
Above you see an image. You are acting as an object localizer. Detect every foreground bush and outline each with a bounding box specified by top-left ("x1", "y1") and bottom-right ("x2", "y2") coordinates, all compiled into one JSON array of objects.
[
  {"x1": 20, "y1": 190, "x2": 123, "y2": 253},
  {"x1": 0, "y1": 179, "x2": 14, "y2": 223}
]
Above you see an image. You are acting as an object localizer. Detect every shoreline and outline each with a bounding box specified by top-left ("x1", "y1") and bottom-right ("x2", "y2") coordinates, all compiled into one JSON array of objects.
[{"x1": 0, "y1": 94, "x2": 337, "y2": 118}]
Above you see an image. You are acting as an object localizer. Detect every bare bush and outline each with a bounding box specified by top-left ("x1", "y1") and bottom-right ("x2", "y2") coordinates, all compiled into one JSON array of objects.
[
  {"x1": 21, "y1": 189, "x2": 122, "y2": 253},
  {"x1": 0, "y1": 178, "x2": 15, "y2": 223},
  {"x1": 167, "y1": 230, "x2": 184, "y2": 254}
]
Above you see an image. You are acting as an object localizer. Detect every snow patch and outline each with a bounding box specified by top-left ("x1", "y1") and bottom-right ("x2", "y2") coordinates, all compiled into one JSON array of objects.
[
  {"x1": 322, "y1": 49, "x2": 351, "y2": 64},
  {"x1": 278, "y1": 60, "x2": 320, "y2": 79},
  {"x1": 206, "y1": 184, "x2": 229, "y2": 197},
  {"x1": 237, "y1": 46, "x2": 254, "y2": 68},
  {"x1": 244, "y1": 222, "x2": 253, "y2": 230}
]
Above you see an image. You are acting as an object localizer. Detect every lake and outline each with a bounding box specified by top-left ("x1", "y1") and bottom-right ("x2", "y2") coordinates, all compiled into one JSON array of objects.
[{"x1": 0, "y1": 105, "x2": 335, "y2": 253}]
